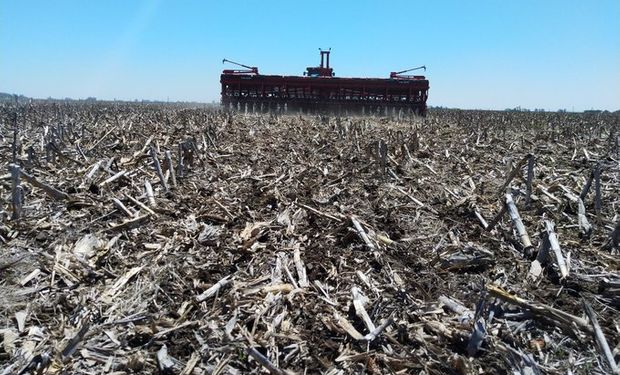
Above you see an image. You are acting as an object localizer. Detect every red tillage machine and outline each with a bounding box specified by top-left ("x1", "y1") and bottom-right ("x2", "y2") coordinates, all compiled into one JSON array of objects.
[{"x1": 220, "y1": 49, "x2": 429, "y2": 116}]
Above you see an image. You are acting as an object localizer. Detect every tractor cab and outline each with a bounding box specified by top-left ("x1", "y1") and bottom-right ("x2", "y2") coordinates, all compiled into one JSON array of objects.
[{"x1": 305, "y1": 49, "x2": 335, "y2": 77}]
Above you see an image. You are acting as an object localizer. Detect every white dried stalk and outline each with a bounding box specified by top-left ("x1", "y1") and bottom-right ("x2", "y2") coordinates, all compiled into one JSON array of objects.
[
  {"x1": 475, "y1": 210, "x2": 488, "y2": 229},
  {"x1": 101, "y1": 266, "x2": 144, "y2": 302},
  {"x1": 293, "y1": 245, "x2": 308, "y2": 288},
  {"x1": 111, "y1": 198, "x2": 134, "y2": 217},
  {"x1": 84, "y1": 160, "x2": 101, "y2": 181},
  {"x1": 364, "y1": 316, "x2": 393, "y2": 341},
  {"x1": 144, "y1": 180, "x2": 156, "y2": 206},
  {"x1": 333, "y1": 311, "x2": 364, "y2": 340},
  {"x1": 100, "y1": 170, "x2": 126, "y2": 187},
  {"x1": 351, "y1": 286, "x2": 375, "y2": 332},
  {"x1": 582, "y1": 300, "x2": 620, "y2": 374},
  {"x1": 196, "y1": 275, "x2": 232, "y2": 302},
  {"x1": 560, "y1": 185, "x2": 592, "y2": 236},
  {"x1": 280, "y1": 254, "x2": 299, "y2": 290},
  {"x1": 124, "y1": 193, "x2": 157, "y2": 216},
  {"x1": 9, "y1": 164, "x2": 22, "y2": 220},
  {"x1": 165, "y1": 150, "x2": 177, "y2": 188},
  {"x1": 577, "y1": 198, "x2": 592, "y2": 236},
  {"x1": 506, "y1": 193, "x2": 532, "y2": 249},
  {"x1": 393, "y1": 185, "x2": 424, "y2": 207},
  {"x1": 351, "y1": 217, "x2": 376, "y2": 251},
  {"x1": 544, "y1": 220, "x2": 569, "y2": 279},
  {"x1": 157, "y1": 344, "x2": 175, "y2": 372}
]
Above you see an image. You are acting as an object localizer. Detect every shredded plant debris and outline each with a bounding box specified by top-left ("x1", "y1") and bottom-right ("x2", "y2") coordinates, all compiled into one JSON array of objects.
[{"x1": 1, "y1": 104, "x2": 619, "y2": 374}]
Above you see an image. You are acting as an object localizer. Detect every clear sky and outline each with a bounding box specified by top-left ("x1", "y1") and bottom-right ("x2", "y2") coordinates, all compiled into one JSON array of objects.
[{"x1": 1, "y1": 0, "x2": 619, "y2": 111}]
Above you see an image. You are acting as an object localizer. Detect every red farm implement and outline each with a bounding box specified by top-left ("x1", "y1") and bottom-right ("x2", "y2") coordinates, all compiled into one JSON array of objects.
[{"x1": 220, "y1": 50, "x2": 429, "y2": 116}]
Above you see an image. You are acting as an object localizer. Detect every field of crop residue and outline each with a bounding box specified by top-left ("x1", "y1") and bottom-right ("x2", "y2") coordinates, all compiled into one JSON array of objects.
[{"x1": 1, "y1": 104, "x2": 619, "y2": 374}]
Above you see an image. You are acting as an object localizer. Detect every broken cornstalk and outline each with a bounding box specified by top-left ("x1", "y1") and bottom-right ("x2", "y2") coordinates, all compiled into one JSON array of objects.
[
  {"x1": 150, "y1": 145, "x2": 169, "y2": 192},
  {"x1": 10, "y1": 164, "x2": 22, "y2": 221},
  {"x1": 505, "y1": 193, "x2": 533, "y2": 251},
  {"x1": 544, "y1": 220, "x2": 569, "y2": 279}
]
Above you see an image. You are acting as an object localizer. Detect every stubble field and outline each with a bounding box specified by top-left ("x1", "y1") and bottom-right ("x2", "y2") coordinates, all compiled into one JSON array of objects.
[{"x1": 1, "y1": 104, "x2": 619, "y2": 374}]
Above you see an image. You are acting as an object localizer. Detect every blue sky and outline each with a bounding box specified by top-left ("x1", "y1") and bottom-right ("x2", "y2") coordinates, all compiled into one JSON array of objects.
[{"x1": 1, "y1": 0, "x2": 619, "y2": 110}]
